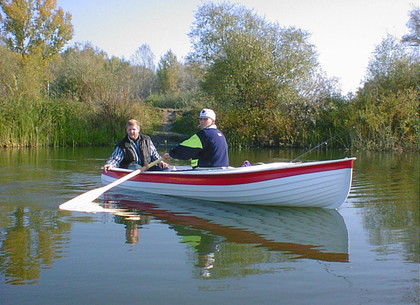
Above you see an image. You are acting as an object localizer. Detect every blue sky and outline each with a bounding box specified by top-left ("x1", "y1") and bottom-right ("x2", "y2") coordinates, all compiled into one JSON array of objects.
[{"x1": 58, "y1": 0, "x2": 418, "y2": 93}]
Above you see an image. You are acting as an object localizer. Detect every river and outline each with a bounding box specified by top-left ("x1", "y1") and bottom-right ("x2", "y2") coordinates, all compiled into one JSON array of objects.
[{"x1": 0, "y1": 147, "x2": 418, "y2": 305}]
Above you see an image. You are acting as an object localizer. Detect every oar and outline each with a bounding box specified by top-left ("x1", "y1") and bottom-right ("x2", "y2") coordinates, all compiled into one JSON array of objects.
[{"x1": 59, "y1": 158, "x2": 163, "y2": 211}]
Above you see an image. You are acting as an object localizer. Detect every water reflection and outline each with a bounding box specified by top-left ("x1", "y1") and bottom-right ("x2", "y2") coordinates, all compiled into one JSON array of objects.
[
  {"x1": 113, "y1": 213, "x2": 152, "y2": 244},
  {"x1": 349, "y1": 151, "x2": 420, "y2": 264},
  {"x1": 1, "y1": 147, "x2": 418, "y2": 299},
  {"x1": 0, "y1": 207, "x2": 72, "y2": 285},
  {"x1": 103, "y1": 192, "x2": 349, "y2": 278}
]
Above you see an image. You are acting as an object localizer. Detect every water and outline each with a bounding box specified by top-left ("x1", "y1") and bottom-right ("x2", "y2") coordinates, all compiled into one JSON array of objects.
[{"x1": 0, "y1": 147, "x2": 418, "y2": 305}]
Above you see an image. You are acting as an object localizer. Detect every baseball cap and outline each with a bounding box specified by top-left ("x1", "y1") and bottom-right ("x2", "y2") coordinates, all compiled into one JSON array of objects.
[{"x1": 199, "y1": 109, "x2": 216, "y2": 121}]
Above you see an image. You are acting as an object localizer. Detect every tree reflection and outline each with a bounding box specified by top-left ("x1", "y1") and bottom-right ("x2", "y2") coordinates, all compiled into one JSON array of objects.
[
  {"x1": 0, "y1": 207, "x2": 72, "y2": 285},
  {"x1": 351, "y1": 152, "x2": 420, "y2": 263}
]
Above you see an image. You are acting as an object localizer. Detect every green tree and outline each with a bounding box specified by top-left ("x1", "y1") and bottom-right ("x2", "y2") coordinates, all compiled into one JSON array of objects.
[
  {"x1": 0, "y1": 0, "x2": 73, "y2": 100},
  {"x1": 0, "y1": 44, "x2": 19, "y2": 98},
  {"x1": 156, "y1": 50, "x2": 182, "y2": 94},
  {"x1": 53, "y1": 43, "x2": 139, "y2": 116},
  {"x1": 365, "y1": 35, "x2": 419, "y2": 92},
  {"x1": 188, "y1": 2, "x2": 339, "y2": 146},
  {"x1": 53, "y1": 43, "x2": 110, "y2": 103},
  {"x1": 351, "y1": 35, "x2": 419, "y2": 150},
  {"x1": 51, "y1": 42, "x2": 161, "y2": 139},
  {"x1": 0, "y1": 0, "x2": 73, "y2": 60}
]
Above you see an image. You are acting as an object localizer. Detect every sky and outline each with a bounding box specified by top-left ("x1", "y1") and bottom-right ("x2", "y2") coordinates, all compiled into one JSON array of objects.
[{"x1": 58, "y1": 0, "x2": 418, "y2": 94}]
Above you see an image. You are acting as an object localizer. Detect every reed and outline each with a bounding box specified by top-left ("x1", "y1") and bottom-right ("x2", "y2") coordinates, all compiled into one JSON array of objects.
[{"x1": 0, "y1": 98, "x2": 162, "y2": 147}]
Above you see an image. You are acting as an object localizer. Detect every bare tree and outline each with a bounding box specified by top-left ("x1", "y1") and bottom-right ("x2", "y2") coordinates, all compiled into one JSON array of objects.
[{"x1": 130, "y1": 44, "x2": 157, "y2": 99}]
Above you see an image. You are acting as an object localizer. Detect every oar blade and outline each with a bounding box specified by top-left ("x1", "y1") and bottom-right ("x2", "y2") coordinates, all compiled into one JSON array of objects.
[{"x1": 59, "y1": 187, "x2": 106, "y2": 211}]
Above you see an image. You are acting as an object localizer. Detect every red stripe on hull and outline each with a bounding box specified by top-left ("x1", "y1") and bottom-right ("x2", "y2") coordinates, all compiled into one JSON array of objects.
[{"x1": 103, "y1": 159, "x2": 354, "y2": 186}]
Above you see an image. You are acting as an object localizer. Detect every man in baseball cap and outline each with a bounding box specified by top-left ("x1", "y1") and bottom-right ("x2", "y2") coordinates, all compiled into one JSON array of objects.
[
  {"x1": 199, "y1": 108, "x2": 216, "y2": 121},
  {"x1": 164, "y1": 108, "x2": 229, "y2": 168}
]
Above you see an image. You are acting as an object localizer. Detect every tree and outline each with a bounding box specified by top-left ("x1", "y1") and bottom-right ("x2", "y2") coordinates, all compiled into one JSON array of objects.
[
  {"x1": 364, "y1": 35, "x2": 419, "y2": 93},
  {"x1": 188, "y1": 3, "x2": 324, "y2": 107},
  {"x1": 53, "y1": 43, "x2": 108, "y2": 102},
  {"x1": 0, "y1": 0, "x2": 73, "y2": 60},
  {"x1": 130, "y1": 44, "x2": 157, "y2": 99},
  {"x1": 402, "y1": 7, "x2": 420, "y2": 47},
  {"x1": 351, "y1": 35, "x2": 419, "y2": 150},
  {"x1": 0, "y1": 44, "x2": 19, "y2": 98},
  {"x1": 156, "y1": 50, "x2": 182, "y2": 94},
  {"x1": 187, "y1": 2, "x2": 338, "y2": 146},
  {"x1": 53, "y1": 42, "x2": 136, "y2": 107},
  {"x1": 131, "y1": 43, "x2": 155, "y2": 70}
]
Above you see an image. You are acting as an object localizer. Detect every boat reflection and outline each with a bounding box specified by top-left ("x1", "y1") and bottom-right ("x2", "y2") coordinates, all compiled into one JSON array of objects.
[{"x1": 103, "y1": 191, "x2": 349, "y2": 278}]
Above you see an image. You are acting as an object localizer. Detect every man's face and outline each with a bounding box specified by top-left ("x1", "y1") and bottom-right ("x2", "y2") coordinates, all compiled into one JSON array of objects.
[
  {"x1": 127, "y1": 125, "x2": 140, "y2": 140},
  {"x1": 199, "y1": 117, "x2": 213, "y2": 129}
]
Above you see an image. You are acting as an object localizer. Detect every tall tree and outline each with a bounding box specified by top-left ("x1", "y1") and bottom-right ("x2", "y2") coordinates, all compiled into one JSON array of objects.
[
  {"x1": 130, "y1": 44, "x2": 157, "y2": 99},
  {"x1": 351, "y1": 35, "x2": 419, "y2": 150},
  {"x1": 0, "y1": 0, "x2": 73, "y2": 60},
  {"x1": 187, "y1": 2, "x2": 338, "y2": 146},
  {"x1": 131, "y1": 43, "x2": 155, "y2": 71},
  {"x1": 364, "y1": 35, "x2": 419, "y2": 92},
  {"x1": 402, "y1": 7, "x2": 420, "y2": 47},
  {"x1": 54, "y1": 42, "x2": 136, "y2": 106},
  {"x1": 0, "y1": 44, "x2": 19, "y2": 98},
  {"x1": 156, "y1": 50, "x2": 182, "y2": 94},
  {"x1": 188, "y1": 2, "x2": 326, "y2": 109}
]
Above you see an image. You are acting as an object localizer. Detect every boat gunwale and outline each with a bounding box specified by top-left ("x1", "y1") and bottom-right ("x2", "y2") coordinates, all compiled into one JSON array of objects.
[
  {"x1": 104, "y1": 157, "x2": 356, "y2": 177},
  {"x1": 101, "y1": 158, "x2": 355, "y2": 209}
]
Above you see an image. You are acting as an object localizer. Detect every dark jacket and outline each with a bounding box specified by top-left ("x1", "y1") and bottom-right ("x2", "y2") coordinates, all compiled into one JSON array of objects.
[
  {"x1": 116, "y1": 134, "x2": 154, "y2": 168},
  {"x1": 169, "y1": 126, "x2": 229, "y2": 168}
]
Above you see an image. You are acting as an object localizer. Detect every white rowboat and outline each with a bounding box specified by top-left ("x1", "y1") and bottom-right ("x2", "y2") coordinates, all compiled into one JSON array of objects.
[{"x1": 101, "y1": 157, "x2": 356, "y2": 209}]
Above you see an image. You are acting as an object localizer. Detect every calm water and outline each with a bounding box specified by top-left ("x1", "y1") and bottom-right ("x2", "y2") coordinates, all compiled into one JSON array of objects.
[{"x1": 0, "y1": 147, "x2": 418, "y2": 305}]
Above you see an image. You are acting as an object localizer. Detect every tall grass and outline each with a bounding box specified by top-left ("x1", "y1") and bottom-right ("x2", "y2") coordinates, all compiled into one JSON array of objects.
[{"x1": 0, "y1": 98, "x2": 162, "y2": 147}]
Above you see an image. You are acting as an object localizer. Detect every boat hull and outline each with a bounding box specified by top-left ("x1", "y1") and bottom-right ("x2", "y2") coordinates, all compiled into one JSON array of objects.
[{"x1": 101, "y1": 158, "x2": 355, "y2": 209}]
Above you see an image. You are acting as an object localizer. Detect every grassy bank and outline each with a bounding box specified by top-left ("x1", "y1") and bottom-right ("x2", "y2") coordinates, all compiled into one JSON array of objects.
[{"x1": 0, "y1": 98, "x2": 162, "y2": 147}]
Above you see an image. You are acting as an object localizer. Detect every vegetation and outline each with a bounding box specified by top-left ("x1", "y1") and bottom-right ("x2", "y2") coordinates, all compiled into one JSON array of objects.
[
  {"x1": 0, "y1": 1, "x2": 418, "y2": 151},
  {"x1": 349, "y1": 35, "x2": 419, "y2": 150}
]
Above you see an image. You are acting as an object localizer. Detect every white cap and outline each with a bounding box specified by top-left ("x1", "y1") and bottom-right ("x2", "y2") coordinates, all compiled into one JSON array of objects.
[{"x1": 199, "y1": 109, "x2": 216, "y2": 121}]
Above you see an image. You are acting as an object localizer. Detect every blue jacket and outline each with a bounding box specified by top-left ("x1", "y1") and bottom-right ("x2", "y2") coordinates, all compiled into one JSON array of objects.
[{"x1": 169, "y1": 125, "x2": 229, "y2": 168}]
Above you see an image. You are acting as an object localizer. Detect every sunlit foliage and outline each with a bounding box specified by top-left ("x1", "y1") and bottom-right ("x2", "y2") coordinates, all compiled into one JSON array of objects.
[
  {"x1": 187, "y1": 2, "x2": 342, "y2": 146},
  {"x1": 350, "y1": 35, "x2": 419, "y2": 150},
  {"x1": 0, "y1": 0, "x2": 73, "y2": 59},
  {"x1": 0, "y1": 1, "x2": 418, "y2": 151}
]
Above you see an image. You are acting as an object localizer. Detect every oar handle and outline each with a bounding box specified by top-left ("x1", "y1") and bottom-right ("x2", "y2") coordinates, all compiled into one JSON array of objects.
[
  {"x1": 100, "y1": 168, "x2": 142, "y2": 192},
  {"x1": 101, "y1": 157, "x2": 163, "y2": 192}
]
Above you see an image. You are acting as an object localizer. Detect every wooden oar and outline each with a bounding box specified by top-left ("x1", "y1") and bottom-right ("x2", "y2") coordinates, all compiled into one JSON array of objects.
[{"x1": 59, "y1": 158, "x2": 163, "y2": 211}]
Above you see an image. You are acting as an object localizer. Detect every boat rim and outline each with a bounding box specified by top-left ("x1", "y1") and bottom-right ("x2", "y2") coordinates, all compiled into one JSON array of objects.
[{"x1": 103, "y1": 157, "x2": 356, "y2": 176}]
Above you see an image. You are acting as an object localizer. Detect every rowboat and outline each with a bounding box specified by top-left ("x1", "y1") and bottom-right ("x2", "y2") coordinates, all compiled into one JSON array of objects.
[{"x1": 101, "y1": 157, "x2": 356, "y2": 209}]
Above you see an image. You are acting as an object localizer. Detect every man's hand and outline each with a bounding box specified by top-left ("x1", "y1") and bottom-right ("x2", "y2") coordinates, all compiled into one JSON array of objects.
[
  {"x1": 159, "y1": 161, "x2": 170, "y2": 169},
  {"x1": 104, "y1": 164, "x2": 112, "y2": 172}
]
